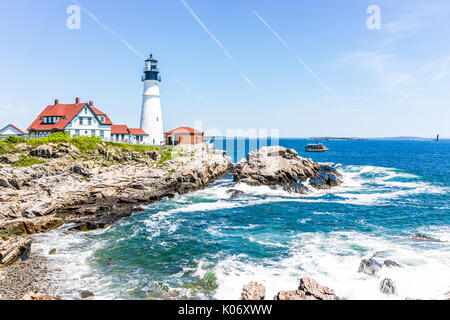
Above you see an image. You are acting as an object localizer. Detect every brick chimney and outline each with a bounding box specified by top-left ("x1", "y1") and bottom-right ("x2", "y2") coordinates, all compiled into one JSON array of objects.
[
  {"x1": 89, "y1": 101, "x2": 93, "y2": 107},
  {"x1": 54, "y1": 99, "x2": 59, "y2": 105},
  {"x1": 75, "y1": 97, "x2": 80, "y2": 104}
]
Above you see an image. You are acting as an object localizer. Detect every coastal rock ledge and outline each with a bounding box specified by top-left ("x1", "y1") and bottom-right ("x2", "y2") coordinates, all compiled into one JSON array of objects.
[{"x1": 233, "y1": 146, "x2": 342, "y2": 192}]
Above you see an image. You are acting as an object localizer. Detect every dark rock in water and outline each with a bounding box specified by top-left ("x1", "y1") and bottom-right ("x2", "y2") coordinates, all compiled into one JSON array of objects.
[
  {"x1": 412, "y1": 234, "x2": 440, "y2": 242},
  {"x1": 383, "y1": 259, "x2": 401, "y2": 268},
  {"x1": 233, "y1": 146, "x2": 342, "y2": 193},
  {"x1": 226, "y1": 189, "x2": 245, "y2": 199},
  {"x1": 240, "y1": 281, "x2": 265, "y2": 300},
  {"x1": 283, "y1": 182, "x2": 309, "y2": 194},
  {"x1": 380, "y1": 278, "x2": 396, "y2": 295},
  {"x1": 81, "y1": 290, "x2": 94, "y2": 299},
  {"x1": 274, "y1": 277, "x2": 337, "y2": 300},
  {"x1": 358, "y1": 258, "x2": 382, "y2": 276}
]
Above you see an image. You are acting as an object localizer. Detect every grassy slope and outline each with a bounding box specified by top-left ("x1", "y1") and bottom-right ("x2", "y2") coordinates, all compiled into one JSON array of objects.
[{"x1": 0, "y1": 133, "x2": 176, "y2": 167}]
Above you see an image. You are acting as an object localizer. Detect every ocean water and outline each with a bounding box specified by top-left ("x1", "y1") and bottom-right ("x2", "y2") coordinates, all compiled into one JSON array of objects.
[{"x1": 33, "y1": 139, "x2": 450, "y2": 300}]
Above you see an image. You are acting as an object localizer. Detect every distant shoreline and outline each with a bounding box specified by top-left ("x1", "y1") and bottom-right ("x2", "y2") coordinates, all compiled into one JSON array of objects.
[{"x1": 205, "y1": 136, "x2": 447, "y2": 141}]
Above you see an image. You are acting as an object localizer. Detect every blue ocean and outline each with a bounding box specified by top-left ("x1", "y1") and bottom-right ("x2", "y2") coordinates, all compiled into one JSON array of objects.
[{"x1": 34, "y1": 139, "x2": 450, "y2": 300}]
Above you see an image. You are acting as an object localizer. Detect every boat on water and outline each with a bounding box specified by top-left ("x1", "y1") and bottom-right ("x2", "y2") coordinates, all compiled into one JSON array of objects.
[{"x1": 305, "y1": 142, "x2": 329, "y2": 152}]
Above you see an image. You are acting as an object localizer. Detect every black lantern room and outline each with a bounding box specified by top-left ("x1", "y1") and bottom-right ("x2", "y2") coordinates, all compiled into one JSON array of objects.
[{"x1": 142, "y1": 54, "x2": 161, "y2": 81}]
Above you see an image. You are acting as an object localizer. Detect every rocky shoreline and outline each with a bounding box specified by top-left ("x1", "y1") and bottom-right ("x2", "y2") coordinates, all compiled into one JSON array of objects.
[{"x1": 0, "y1": 142, "x2": 347, "y2": 300}]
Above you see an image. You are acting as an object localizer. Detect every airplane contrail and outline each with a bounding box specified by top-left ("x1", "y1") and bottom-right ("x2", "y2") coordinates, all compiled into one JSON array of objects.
[
  {"x1": 180, "y1": 0, "x2": 257, "y2": 91},
  {"x1": 70, "y1": 0, "x2": 198, "y2": 98},
  {"x1": 253, "y1": 10, "x2": 336, "y2": 97}
]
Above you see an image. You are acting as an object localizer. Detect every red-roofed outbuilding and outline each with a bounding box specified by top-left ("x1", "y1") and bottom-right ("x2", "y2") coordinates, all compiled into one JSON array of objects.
[{"x1": 165, "y1": 127, "x2": 204, "y2": 145}]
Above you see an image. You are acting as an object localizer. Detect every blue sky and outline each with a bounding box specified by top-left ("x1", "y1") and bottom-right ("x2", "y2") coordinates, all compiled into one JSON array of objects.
[{"x1": 0, "y1": 0, "x2": 449, "y2": 138}]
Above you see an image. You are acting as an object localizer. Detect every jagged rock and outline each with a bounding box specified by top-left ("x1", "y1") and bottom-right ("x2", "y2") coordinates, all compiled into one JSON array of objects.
[
  {"x1": 299, "y1": 277, "x2": 337, "y2": 300},
  {"x1": 240, "y1": 281, "x2": 265, "y2": 300},
  {"x1": 358, "y1": 258, "x2": 382, "y2": 276},
  {"x1": 1, "y1": 144, "x2": 232, "y2": 244},
  {"x1": 383, "y1": 259, "x2": 401, "y2": 268},
  {"x1": 274, "y1": 277, "x2": 337, "y2": 300},
  {"x1": 226, "y1": 189, "x2": 245, "y2": 198},
  {"x1": 412, "y1": 234, "x2": 440, "y2": 241},
  {"x1": 22, "y1": 292, "x2": 61, "y2": 300},
  {"x1": 380, "y1": 278, "x2": 396, "y2": 295},
  {"x1": 0, "y1": 217, "x2": 63, "y2": 236},
  {"x1": 274, "y1": 290, "x2": 314, "y2": 300},
  {"x1": 29, "y1": 145, "x2": 57, "y2": 158},
  {"x1": 81, "y1": 290, "x2": 94, "y2": 299},
  {"x1": 0, "y1": 236, "x2": 32, "y2": 267},
  {"x1": 233, "y1": 146, "x2": 342, "y2": 193},
  {"x1": 0, "y1": 154, "x2": 20, "y2": 164},
  {"x1": 70, "y1": 165, "x2": 92, "y2": 178}
]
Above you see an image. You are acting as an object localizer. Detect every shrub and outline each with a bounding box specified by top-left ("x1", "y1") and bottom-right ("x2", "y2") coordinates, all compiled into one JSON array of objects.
[
  {"x1": 71, "y1": 136, "x2": 102, "y2": 152},
  {"x1": 12, "y1": 155, "x2": 46, "y2": 167},
  {"x1": 4, "y1": 136, "x2": 24, "y2": 145}
]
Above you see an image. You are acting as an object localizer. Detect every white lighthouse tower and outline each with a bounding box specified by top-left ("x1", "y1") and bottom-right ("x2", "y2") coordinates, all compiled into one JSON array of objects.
[{"x1": 140, "y1": 54, "x2": 164, "y2": 145}]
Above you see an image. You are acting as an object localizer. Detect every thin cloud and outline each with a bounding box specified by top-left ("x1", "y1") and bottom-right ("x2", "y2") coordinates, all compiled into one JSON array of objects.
[
  {"x1": 180, "y1": 0, "x2": 257, "y2": 91},
  {"x1": 253, "y1": 10, "x2": 336, "y2": 97}
]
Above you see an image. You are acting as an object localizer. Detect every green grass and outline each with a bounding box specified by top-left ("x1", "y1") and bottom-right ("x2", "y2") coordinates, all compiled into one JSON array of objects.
[
  {"x1": 12, "y1": 155, "x2": 46, "y2": 167},
  {"x1": 158, "y1": 151, "x2": 173, "y2": 165},
  {"x1": 1, "y1": 132, "x2": 179, "y2": 166}
]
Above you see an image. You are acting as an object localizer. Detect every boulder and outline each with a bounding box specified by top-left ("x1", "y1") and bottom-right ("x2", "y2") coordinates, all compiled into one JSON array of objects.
[
  {"x1": 0, "y1": 154, "x2": 20, "y2": 164},
  {"x1": 233, "y1": 146, "x2": 342, "y2": 193},
  {"x1": 81, "y1": 290, "x2": 94, "y2": 299},
  {"x1": 380, "y1": 278, "x2": 396, "y2": 295},
  {"x1": 358, "y1": 258, "x2": 382, "y2": 276},
  {"x1": 299, "y1": 277, "x2": 337, "y2": 300},
  {"x1": 0, "y1": 236, "x2": 32, "y2": 267},
  {"x1": 22, "y1": 292, "x2": 61, "y2": 300},
  {"x1": 383, "y1": 259, "x2": 401, "y2": 268},
  {"x1": 226, "y1": 189, "x2": 245, "y2": 199},
  {"x1": 412, "y1": 234, "x2": 440, "y2": 242},
  {"x1": 274, "y1": 290, "x2": 314, "y2": 300},
  {"x1": 274, "y1": 277, "x2": 337, "y2": 300},
  {"x1": 29, "y1": 145, "x2": 57, "y2": 158},
  {"x1": 0, "y1": 216, "x2": 63, "y2": 236},
  {"x1": 240, "y1": 281, "x2": 265, "y2": 300}
]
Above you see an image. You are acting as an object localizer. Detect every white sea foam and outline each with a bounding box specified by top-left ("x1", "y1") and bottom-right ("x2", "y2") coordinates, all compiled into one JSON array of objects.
[
  {"x1": 31, "y1": 164, "x2": 449, "y2": 300},
  {"x1": 213, "y1": 228, "x2": 450, "y2": 300}
]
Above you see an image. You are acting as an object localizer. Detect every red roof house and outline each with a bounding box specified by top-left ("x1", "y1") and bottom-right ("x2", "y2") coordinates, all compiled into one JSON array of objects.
[{"x1": 28, "y1": 98, "x2": 112, "y2": 138}]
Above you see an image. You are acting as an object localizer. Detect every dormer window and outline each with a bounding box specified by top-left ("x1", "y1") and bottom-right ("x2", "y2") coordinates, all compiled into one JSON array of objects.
[{"x1": 84, "y1": 107, "x2": 88, "y2": 114}]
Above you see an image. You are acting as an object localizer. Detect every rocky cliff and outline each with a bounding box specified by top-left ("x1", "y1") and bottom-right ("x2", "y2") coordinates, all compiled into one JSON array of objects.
[{"x1": 0, "y1": 140, "x2": 232, "y2": 269}]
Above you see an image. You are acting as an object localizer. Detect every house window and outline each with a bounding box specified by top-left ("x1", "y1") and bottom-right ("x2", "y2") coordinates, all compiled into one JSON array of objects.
[
  {"x1": 79, "y1": 117, "x2": 83, "y2": 125},
  {"x1": 75, "y1": 130, "x2": 80, "y2": 136},
  {"x1": 156, "y1": 117, "x2": 158, "y2": 122},
  {"x1": 85, "y1": 131, "x2": 88, "y2": 135},
  {"x1": 100, "y1": 131, "x2": 104, "y2": 138},
  {"x1": 84, "y1": 107, "x2": 88, "y2": 114},
  {"x1": 88, "y1": 118, "x2": 92, "y2": 125}
]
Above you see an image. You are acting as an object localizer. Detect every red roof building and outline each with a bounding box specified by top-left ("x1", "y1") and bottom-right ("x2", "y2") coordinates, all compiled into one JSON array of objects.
[
  {"x1": 111, "y1": 125, "x2": 149, "y2": 144},
  {"x1": 165, "y1": 127, "x2": 204, "y2": 145},
  {"x1": 27, "y1": 98, "x2": 149, "y2": 144}
]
